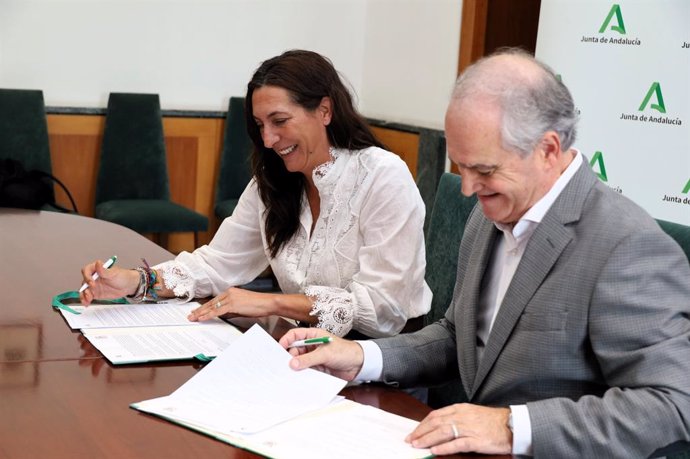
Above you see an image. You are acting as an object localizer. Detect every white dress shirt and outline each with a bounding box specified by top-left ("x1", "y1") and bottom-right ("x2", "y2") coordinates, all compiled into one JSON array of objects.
[
  {"x1": 156, "y1": 147, "x2": 432, "y2": 337},
  {"x1": 358, "y1": 151, "x2": 582, "y2": 455}
]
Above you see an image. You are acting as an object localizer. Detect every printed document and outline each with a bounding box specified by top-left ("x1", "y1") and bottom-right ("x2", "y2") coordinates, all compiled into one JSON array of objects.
[
  {"x1": 59, "y1": 302, "x2": 214, "y2": 329},
  {"x1": 82, "y1": 323, "x2": 242, "y2": 364},
  {"x1": 133, "y1": 324, "x2": 347, "y2": 433},
  {"x1": 131, "y1": 324, "x2": 431, "y2": 458},
  {"x1": 57, "y1": 301, "x2": 241, "y2": 364},
  {"x1": 178, "y1": 399, "x2": 432, "y2": 459}
]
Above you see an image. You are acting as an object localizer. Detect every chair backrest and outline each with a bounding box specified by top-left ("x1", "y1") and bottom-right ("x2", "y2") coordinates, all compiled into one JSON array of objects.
[
  {"x1": 424, "y1": 172, "x2": 476, "y2": 408},
  {"x1": 215, "y1": 97, "x2": 252, "y2": 204},
  {"x1": 415, "y1": 128, "x2": 447, "y2": 234},
  {"x1": 657, "y1": 219, "x2": 690, "y2": 263},
  {"x1": 0, "y1": 89, "x2": 53, "y2": 175},
  {"x1": 96, "y1": 93, "x2": 170, "y2": 204},
  {"x1": 424, "y1": 172, "x2": 478, "y2": 325}
]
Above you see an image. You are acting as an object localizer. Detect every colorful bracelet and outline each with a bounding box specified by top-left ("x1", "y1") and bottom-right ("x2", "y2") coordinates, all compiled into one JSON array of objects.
[
  {"x1": 126, "y1": 268, "x2": 148, "y2": 303},
  {"x1": 140, "y1": 258, "x2": 159, "y2": 300},
  {"x1": 126, "y1": 260, "x2": 160, "y2": 303}
]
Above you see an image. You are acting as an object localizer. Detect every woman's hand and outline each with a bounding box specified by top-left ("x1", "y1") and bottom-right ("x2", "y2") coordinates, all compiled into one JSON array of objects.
[
  {"x1": 278, "y1": 328, "x2": 364, "y2": 381},
  {"x1": 79, "y1": 260, "x2": 139, "y2": 305},
  {"x1": 188, "y1": 287, "x2": 277, "y2": 322}
]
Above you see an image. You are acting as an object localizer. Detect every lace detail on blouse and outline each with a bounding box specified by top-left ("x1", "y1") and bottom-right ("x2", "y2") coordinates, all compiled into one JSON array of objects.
[
  {"x1": 306, "y1": 147, "x2": 343, "y2": 288},
  {"x1": 305, "y1": 285, "x2": 354, "y2": 337},
  {"x1": 156, "y1": 260, "x2": 195, "y2": 300},
  {"x1": 312, "y1": 147, "x2": 337, "y2": 180}
]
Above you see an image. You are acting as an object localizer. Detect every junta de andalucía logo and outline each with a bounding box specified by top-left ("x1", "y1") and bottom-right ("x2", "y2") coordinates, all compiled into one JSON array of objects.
[
  {"x1": 619, "y1": 82, "x2": 682, "y2": 126},
  {"x1": 599, "y1": 4, "x2": 626, "y2": 34},
  {"x1": 639, "y1": 82, "x2": 666, "y2": 113},
  {"x1": 581, "y1": 4, "x2": 640, "y2": 45},
  {"x1": 589, "y1": 151, "x2": 608, "y2": 182}
]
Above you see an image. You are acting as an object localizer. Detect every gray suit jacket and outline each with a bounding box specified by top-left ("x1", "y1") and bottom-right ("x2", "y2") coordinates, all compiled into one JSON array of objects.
[{"x1": 376, "y1": 162, "x2": 690, "y2": 457}]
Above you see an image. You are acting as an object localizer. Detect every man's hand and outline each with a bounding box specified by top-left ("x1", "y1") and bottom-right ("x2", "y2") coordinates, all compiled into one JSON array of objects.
[
  {"x1": 407, "y1": 403, "x2": 512, "y2": 456},
  {"x1": 278, "y1": 328, "x2": 364, "y2": 381}
]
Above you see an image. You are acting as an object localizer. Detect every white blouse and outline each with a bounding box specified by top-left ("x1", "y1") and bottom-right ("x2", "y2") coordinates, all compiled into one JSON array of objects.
[{"x1": 157, "y1": 146, "x2": 431, "y2": 337}]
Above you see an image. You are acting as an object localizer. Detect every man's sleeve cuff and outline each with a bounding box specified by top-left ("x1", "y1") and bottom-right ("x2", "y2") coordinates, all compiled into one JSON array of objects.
[
  {"x1": 354, "y1": 340, "x2": 383, "y2": 382},
  {"x1": 510, "y1": 404, "x2": 533, "y2": 456}
]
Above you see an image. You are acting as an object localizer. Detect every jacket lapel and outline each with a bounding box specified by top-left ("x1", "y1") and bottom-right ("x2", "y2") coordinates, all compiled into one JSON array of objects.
[
  {"x1": 457, "y1": 217, "x2": 499, "y2": 398},
  {"x1": 470, "y1": 161, "x2": 596, "y2": 395}
]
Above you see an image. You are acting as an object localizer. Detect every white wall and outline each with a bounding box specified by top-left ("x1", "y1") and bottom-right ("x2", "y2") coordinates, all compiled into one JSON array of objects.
[
  {"x1": 0, "y1": 0, "x2": 460, "y2": 128},
  {"x1": 361, "y1": 0, "x2": 460, "y2": 129}
]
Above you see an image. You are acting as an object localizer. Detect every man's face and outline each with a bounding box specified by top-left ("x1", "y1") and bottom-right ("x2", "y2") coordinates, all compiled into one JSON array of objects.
[{"x1": 445, "y1": 101, "x2": 551, "y2": 225}]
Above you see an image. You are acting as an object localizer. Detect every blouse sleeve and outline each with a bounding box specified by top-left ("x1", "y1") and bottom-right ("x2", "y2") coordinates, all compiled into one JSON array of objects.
[
  {"x1": 157, "y1": 179, "x2": 270, "y2": 300},
  {"x1": 306, "y1": 153, "x2": 432, "y2": 337}
]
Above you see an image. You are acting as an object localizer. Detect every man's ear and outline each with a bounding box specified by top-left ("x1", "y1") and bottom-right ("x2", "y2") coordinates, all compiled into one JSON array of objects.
[
  {"x1": 319, "y1": 97, "x2": 332, "y2": 126},
  {"x1": 539, "y1": 130, "x2": 562, "y2": 163}
]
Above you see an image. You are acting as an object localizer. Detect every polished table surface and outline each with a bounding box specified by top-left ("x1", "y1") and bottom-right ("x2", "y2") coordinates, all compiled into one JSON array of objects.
[{"x1": 0, "y1": 209, "x2": 510, "y2": 458}]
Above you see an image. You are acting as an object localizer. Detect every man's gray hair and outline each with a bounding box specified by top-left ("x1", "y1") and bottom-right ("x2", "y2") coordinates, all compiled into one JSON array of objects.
[{"x1": 452, "y1": 48, "x2": 578, "y2": 157}]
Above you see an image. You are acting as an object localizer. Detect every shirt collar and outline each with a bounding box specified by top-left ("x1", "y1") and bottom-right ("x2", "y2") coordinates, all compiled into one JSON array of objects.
[{"x1": 495, "y1": 150, "x2": 582, "y2": 242}]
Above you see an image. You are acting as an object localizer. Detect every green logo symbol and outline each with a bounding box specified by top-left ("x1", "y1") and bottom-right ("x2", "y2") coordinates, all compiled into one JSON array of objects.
[
  {"x1": 589, "y1": 151, "x2": 608, "y2": 182},
  {"x1": 639, "y1": 82, "x2": 666, "y2": 113},
  {"x1": 683, "y1": 179, "x2": 690, "y2": 194},
  {"x1": 599, "y1": 4, "x2": 626, "y2": 34}
]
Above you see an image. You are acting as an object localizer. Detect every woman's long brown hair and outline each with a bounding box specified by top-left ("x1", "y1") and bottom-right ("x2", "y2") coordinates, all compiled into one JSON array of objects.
[{"x1": 245, "y1": 50, "x2": 383, "y2": 258}]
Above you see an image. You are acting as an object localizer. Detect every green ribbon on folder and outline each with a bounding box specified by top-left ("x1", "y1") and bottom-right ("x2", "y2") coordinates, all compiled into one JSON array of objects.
[{"x1": 51, "y1": 291, "x2": 128, "y2": 315}]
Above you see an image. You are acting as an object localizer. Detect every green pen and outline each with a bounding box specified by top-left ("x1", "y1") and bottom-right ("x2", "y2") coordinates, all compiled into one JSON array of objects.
[{"x1": 288, "y1": 336, "x2": 332, "y2": 348}]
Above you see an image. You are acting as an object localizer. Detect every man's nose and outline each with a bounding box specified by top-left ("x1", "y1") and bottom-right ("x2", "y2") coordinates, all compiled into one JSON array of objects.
[{"x1": 460, "y1": 172, "x2": 481, "y2": 197}]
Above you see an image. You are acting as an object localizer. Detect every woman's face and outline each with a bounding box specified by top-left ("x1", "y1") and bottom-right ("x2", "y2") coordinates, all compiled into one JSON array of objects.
[{"x1": 252, "y1": 85, "x2": 332, "y2": 179}]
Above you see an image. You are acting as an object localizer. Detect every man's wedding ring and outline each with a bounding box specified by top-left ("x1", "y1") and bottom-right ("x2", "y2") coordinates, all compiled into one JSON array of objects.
[{"x1": 451, "y1": 423, "x2": 459, "y2": 439}]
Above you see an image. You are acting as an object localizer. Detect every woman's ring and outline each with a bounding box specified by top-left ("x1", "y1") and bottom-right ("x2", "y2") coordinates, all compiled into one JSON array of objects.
[
  {"x1": 451, "y1": 423, "x2": 459, "y2": 439},
  {"x1": 215, "y1": 301, "x2": 222, "y2": 309}
]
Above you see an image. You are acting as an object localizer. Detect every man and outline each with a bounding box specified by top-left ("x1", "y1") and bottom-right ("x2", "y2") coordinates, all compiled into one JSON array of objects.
[{"x1": 279, "y1": 49, "x2": 690, "y2": 457}]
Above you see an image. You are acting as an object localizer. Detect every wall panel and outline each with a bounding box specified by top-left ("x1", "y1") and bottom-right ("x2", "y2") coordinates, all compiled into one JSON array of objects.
[{"x1": 46, "y1": 115, "x2": 419, "y2": 253}]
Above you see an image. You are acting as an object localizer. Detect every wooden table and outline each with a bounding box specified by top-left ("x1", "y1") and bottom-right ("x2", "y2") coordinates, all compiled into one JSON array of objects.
[{"x1": 0, "y1": 209, "x2": 509, "y2": 458}]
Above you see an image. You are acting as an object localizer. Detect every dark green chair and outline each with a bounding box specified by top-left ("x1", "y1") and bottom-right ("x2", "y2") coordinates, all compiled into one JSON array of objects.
[
  {"x1": 214, "y1": 97, "x2": 278, "y2": 292},
  {"x1": 95, "y1": 93, "x2": 208, "y2": 247},
  {"x1": 415, "y1": 128, "x2": 447, "y2": 234},
  {"x1": 424, "y1": 172, "x2": 476, "y2": 408},
  {"x1": 0, "y1": 89, "x2": 52, "y2": 174},
  {"x1": 0, "y1": 88, "x2": 77, "y2": 212},
  {"x1": 654, "y1": 221, "x2": 690, "y2": 459},
  {"x1": 657, "y1": 219, "x2": 690, "y2": 263},
  {"x1": 214, "y1": 97, "x2": 252, "y2": 221}
]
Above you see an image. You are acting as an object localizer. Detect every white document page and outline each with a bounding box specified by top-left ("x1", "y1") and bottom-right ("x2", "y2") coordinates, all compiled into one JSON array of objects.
[
  {"x1": 133, "y1": 398, "x2": 431, "y2": 459},
  {"x1": 221, "y1": 399, "x2": 430, "y2": 459},
  {"x1": 81, "y1": 322, "x2": 242, "y2": 364},
  {"x1": 132, "y1": 324, "x2": 347, "y2": 433},
  {"x1": 59, "y1": 302, "x2": 217, "y2": 329}
]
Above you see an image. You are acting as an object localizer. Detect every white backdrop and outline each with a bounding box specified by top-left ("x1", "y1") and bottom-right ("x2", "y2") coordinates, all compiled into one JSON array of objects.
[
  {"x1": 536, "y1": 0, "x2": 689, "y2": 225},
  {"x1": 0, "y1": 0, "x2": 461, "y2": 129}
]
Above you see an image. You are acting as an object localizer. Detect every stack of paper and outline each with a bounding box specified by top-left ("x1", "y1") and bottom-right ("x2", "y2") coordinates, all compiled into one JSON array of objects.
[
  {"x1": 131, "y1": 325, "x2": 432, "y2": 459},
  {"x1": 58, "y1": 302, "x2": 242, "y2": 364}
]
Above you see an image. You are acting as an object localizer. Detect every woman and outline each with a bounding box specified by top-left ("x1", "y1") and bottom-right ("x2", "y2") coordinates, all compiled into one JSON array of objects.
[{"x1": 80, "y1": 50, "x2": 431, "y2": 338}]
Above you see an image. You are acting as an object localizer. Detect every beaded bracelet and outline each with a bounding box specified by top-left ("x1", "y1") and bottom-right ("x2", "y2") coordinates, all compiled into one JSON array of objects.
[
  {"x1": 126, "y1": 268, "x2": 148, "y2": 303},
  {"x1": 141, "y1": 258, "x2": 159, "y2": 300},
  {"x1": 126, "y1": 260, "x2": 160, "y2": 303}
]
